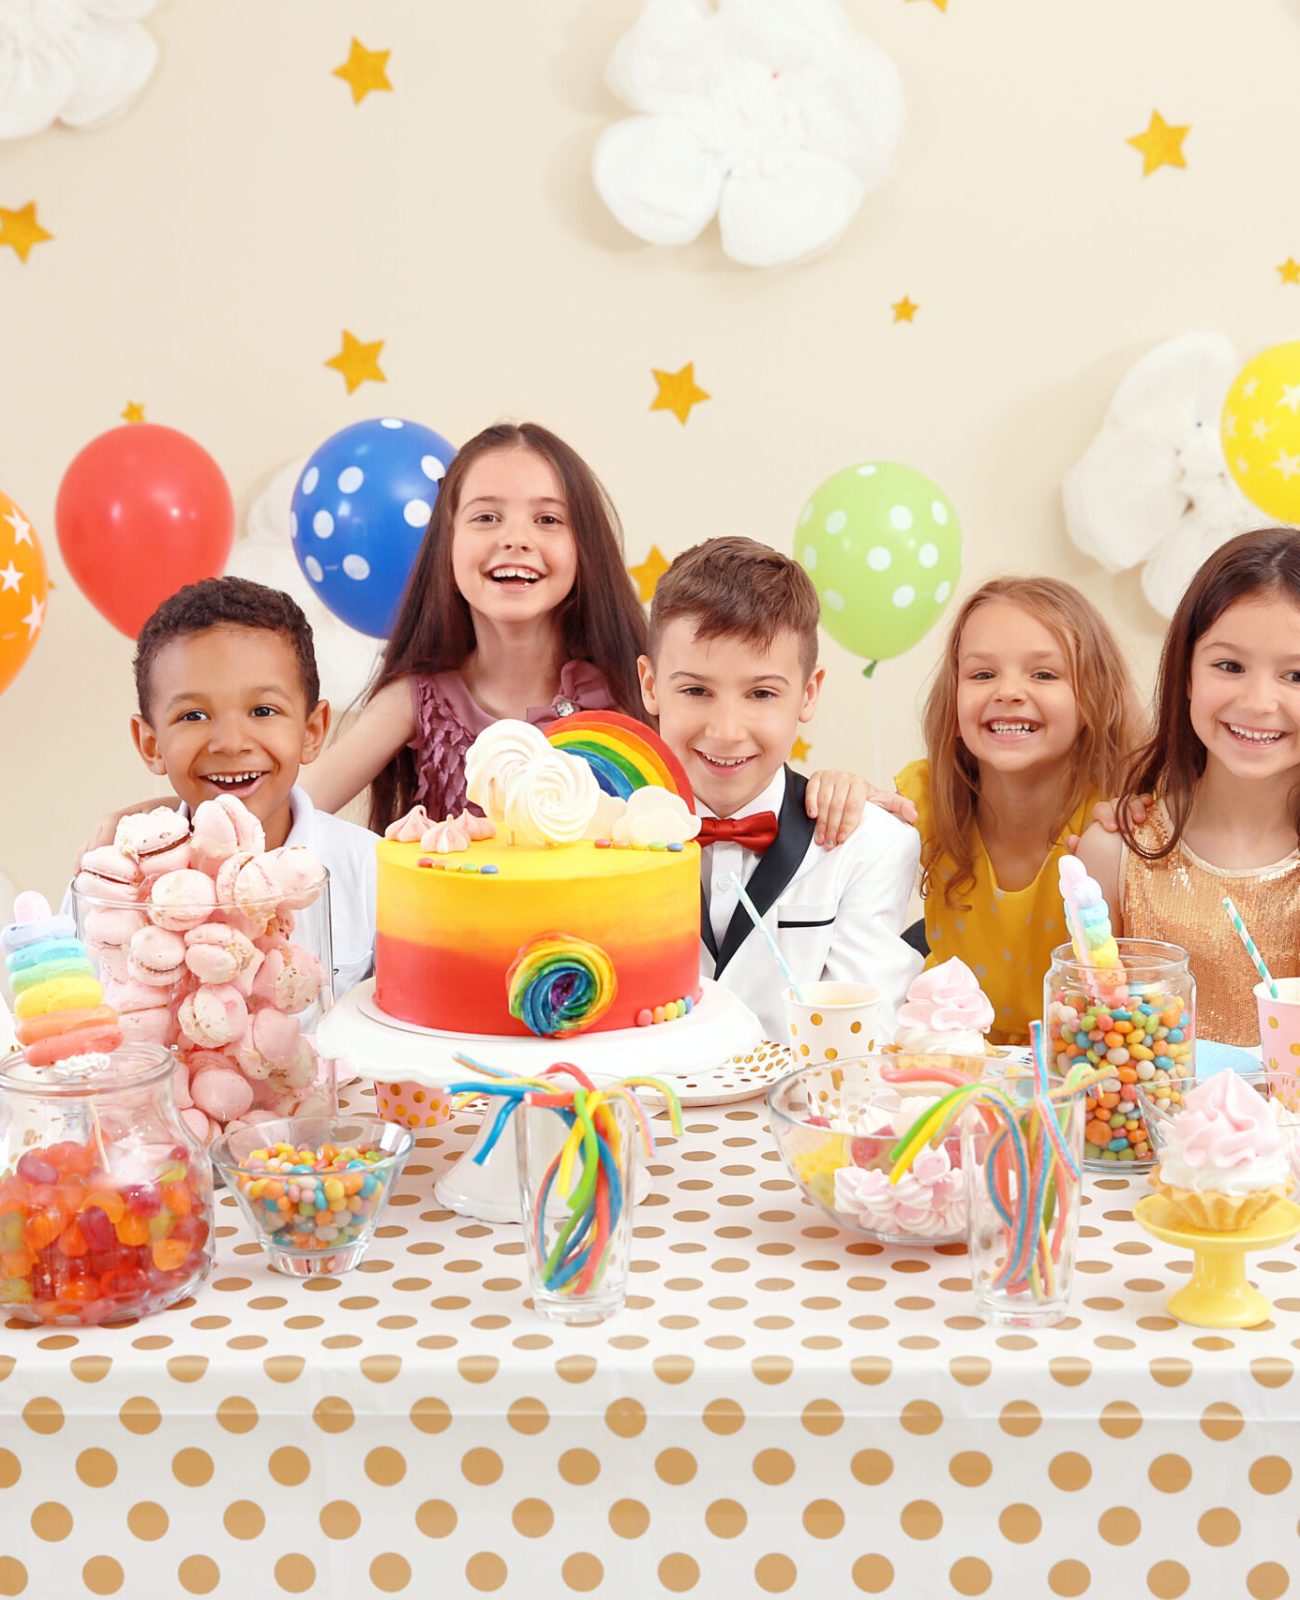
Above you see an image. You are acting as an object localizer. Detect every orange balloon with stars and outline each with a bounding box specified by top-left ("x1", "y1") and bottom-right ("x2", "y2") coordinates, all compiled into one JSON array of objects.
[{"x1": 0, "y1": 489, "x2": 48, "y2": 694}]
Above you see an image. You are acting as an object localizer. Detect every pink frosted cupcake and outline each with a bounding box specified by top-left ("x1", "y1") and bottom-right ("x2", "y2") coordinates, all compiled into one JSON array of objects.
[
  {"x1": 886, "y1": 958, "x2": 997, "y2": 1056},
  {"x1": 1153, "y1": 1071, "x2": 1294, "y2": 1231}
]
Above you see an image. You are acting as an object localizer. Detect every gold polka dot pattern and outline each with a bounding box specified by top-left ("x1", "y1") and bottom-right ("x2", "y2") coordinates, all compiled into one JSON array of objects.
[{"x1": 0, "y1": 1088, "x2": 1295, "y2": 1593}]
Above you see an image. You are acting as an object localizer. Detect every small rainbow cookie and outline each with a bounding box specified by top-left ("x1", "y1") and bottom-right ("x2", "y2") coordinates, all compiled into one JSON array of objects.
[
  {"x1": 543, "y1": 710, "x2": 693, "y2": 807},
  {"x1": 506, "y1": 933, "x2": 618, "y2": 1038}
]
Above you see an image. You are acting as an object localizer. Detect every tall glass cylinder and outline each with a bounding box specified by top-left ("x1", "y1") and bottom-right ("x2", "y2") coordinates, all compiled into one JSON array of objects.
[{"x1": 1044, "y1": 939, "x2": 1194, "y2": 1171}]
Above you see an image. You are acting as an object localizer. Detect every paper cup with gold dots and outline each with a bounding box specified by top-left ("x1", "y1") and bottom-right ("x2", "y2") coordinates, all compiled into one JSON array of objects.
[
  {"x1": 785, "y1": 982, "x2": 881, "y2": 1065},
  {"x1": 1256, "y1": 979, "x2": 1300, "y2": 1067},
  {"x1": 375, "y1": 1077, "x2": 453, "y2": 1131}
]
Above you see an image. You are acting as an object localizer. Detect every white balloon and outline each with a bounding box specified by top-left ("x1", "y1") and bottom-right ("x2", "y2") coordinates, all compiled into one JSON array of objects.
[
  {"x1": 0, "y1": 0, "x2": 160, "y2": 140},
  {"x1": 226, "y1": 458, "x2": 383, "y2": 712}
]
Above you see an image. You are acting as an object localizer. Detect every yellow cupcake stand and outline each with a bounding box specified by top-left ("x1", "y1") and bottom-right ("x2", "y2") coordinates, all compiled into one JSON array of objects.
[{"x1": 1134, "y1": 1194, "x2": 1300, "y2": 1328}]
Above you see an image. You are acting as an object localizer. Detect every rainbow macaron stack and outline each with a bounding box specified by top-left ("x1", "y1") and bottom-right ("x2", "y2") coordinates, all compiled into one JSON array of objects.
[{"x1": 4, "y1": 892, "x2": 124, "y2": 1065}]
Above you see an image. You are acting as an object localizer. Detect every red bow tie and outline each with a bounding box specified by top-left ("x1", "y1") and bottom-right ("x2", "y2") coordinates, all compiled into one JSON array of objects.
[{"x1": 697, "y1": 811, "x2": 778, "y2": 854}]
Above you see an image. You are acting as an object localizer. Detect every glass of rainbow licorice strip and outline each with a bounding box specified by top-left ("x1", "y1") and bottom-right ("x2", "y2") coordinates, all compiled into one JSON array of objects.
[
  {"x1": 888, "y1": 1027, "x2": 1108, "y2": 1328},
  {"x1": 444, "y1": 1055, "x2": 683, "y2": 1324}
]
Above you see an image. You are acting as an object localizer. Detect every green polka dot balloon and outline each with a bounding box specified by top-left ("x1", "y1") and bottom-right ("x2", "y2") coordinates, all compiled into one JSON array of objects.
[{"x1": 796, "y1": 461, "x2": 961, "y2": 676}]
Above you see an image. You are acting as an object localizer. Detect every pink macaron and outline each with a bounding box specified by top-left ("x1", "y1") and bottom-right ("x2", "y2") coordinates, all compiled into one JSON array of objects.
[
  {"x1": 189, "y1": 1065, "x2": 255, "y2": 1124},
  {"x1": 116, "y1": 806, "x2": 193, "y2": 877},
  {"x1": 83, "y1": 905, "x2": 148, "y2": 981},
  {"x1": 74, "y1": 847, "x2": 144, "y2": 906},
  {"x1": 183, "y1": 923, "x2": 258, "y2": 985},
  {"x1": 126, "y1": 925, "x2": 187, "y2": 987},
  {"x1": 148, "y1": 869, "x2": 218, "y2": 932},
  {"x1": 237, "y1": 1006, "x2": 313, "y2": 1081},
  {"x1": 177, "y1": 983, "x2": 249, "y2": 1048},
  {"x1": 189, "y1": 794, "x2": 266, "y2": 873},
  {"x1": 251, "y1": 943, "x2": 324, "y2": 1013},
  {"x1": 266, "y1": 845, "x2": 325, "y2": 910},
  {"x1": 216, "y1": 851, "x2": 281, "y2": 916}
]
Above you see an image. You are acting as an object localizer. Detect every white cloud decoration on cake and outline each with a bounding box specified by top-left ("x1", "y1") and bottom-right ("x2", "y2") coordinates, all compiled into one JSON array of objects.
[
  {"x1": 610, "y1": 787, "x2": 702, "y2": 849},
  {"x1": 1062, "y1": 333, "x2": 1263, "y2": 619},
  {"x1": 592, "y1": 0, "x2": 904, "y2": 269},
  {"x1": 225, "y1": 458, "x2": 383, "y2": 711},
  {"x1": 0, "y1": 0, "x2": 160, "y2": 139}
]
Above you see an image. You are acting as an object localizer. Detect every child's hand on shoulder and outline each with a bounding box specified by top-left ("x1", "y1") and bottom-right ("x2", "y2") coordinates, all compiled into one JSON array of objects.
[
  {"x1": 805, "y1": 770, "x2": 919, "y2": 848},
  {"x1": 1065, "y1": 793, "x2": 1151, "y2": 853}
]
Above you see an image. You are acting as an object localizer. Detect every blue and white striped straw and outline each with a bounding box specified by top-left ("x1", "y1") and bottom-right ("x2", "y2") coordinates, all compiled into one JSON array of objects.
[
  {"x1": 1223, "y1": 896, "x2": 1278, "y2": 1000},
  {"x1": 726, "y1": 873, "x2": 806, "y2": 1003}
]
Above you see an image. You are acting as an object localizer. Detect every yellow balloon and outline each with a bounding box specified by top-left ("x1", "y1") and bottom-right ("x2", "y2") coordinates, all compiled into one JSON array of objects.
[{"x1": 1222, "y1": 340, "x2": 1300, "y2": 522}]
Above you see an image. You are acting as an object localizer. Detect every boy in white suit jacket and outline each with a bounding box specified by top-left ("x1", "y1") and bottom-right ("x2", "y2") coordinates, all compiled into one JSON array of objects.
[{"x1": 638, "y1": 537, "x2": 921, "y2": 1041}]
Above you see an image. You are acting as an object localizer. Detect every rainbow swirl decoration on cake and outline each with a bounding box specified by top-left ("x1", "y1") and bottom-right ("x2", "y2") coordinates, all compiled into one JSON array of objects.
[
  {"x1": 544, "y1": 711, "x2": 693, "y2": 807},
  {"x1": 506, "y1": 932, "x2": 618, "y2": 1038}
]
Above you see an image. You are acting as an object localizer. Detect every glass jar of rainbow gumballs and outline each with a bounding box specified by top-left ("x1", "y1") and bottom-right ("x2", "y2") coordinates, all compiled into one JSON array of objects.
[
  {"x1": 1045, "y1": 940, "x2": 1195, "y2": 1169},
  {"x1": 0, "y1": 1043, "x2": 214, "y2": 1324}
]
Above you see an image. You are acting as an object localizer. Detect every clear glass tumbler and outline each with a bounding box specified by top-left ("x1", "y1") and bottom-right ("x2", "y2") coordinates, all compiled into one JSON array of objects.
[
  {"x1": 516, "y1": 1095, "x2": 636, "y2": 1325},
  {"x1": 1044, "y1": 939, "x2": 1194, "y2": 1170},
  {"x1": 962, "y1": 1072, "x2": 1084, "y2": 1328}
]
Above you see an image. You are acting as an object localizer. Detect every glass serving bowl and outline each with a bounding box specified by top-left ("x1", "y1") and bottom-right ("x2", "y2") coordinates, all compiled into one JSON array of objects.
[
  {"x1": 1136, "y1": 1070, "x2": 1300, "y2": 1185},
  {"x1": 766, "y1": 1055, "x2": 989, "y2": 1244},
  {"x1": 210, "y1": 1115, "x2": 412, "y2": 1275}
]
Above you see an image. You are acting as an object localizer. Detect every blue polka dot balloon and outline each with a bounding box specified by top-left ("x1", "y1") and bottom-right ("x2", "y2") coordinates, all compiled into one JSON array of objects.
[{"x1": 291, "y1": 417, "x2": 456, "y2": 638}]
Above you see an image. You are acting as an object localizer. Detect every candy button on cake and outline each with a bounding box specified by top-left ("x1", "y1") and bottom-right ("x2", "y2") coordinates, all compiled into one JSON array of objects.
[
  {"x1": 374, "y1": 717, "x2": 703, "y2": 1039},
  {"x1": 886, "y1": 958, "x2": 997, "y2": 1055},
  {"x1": 1152, "y1": 1071, "x2": 1294, "y2": 1231}
]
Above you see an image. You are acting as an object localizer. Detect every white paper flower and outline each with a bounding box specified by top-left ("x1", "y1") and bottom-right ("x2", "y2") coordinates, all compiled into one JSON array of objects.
[
  {"x1": 226, "y1": 459, "x2": 383, "y2": 713},
  {"x1": 1063, "y1": 333, "x2": 1264, "y2": 619},
  {"x1": 592, "y1": 0, "x2": 903, "y2": 269},
  {"x1": 0, "y1": 0, "x2": 160, "y2": 140}
]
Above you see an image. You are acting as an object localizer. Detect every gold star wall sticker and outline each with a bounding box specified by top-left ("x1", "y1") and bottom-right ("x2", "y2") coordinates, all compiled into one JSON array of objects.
[
  {"x1": 0, "y1": 202, "x2": 52, "y2": 263},
  {"x1": 1126, "y1": 111, "x2": 1189, "y2": 176},
  {"x1": 121, "y1": 401, "x2": 146, "y2": 423},
  {"x1": 333, "y1": 39, "x2": 392, "y2": 104},
  {"x1": 892, "y1": 296, "x2": 919, "y2": 323},
  {"x1": 629, "y1": 545, "x2": 670, "y2": 603},
  {"x1": 1278, "y1": 259, "x2": 1300, "y2": 285},
  {"x1": 651, "y1": 363, "x2": 710, "y2": 426},
  {"x1": 325, "y1": 330, "x2": 387, "y2": 393},
  {"x1": 789, "y1": 737, "x2": 812, "y2": 763}
]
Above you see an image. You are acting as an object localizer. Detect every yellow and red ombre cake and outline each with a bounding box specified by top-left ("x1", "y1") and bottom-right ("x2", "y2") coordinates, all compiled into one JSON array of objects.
[
  {"x1": 373, "y1": 713, "x2": 705, "y2": 1040},
  {"x1": 375, "y1": 835, "x2": 702, "y2": 1037}
]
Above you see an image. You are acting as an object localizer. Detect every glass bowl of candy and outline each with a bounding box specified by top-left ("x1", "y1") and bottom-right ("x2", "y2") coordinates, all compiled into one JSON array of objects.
[
  {"x1": 210, "y1": 1116, "x2": 413, "y2": 1275},
  {"x1": 1137, "y1": 1070, "x2": 1300, "y2": 1184},
  {"x1": 1044, "y1": 940, "x2": 1195, "y2": 1171},
  {"x1": 0, "y1": 1043, "x2": 214, "y2": 1326},
  {"x1": 767, "y1": 1056, "x2": 989, "y2": 1244}
]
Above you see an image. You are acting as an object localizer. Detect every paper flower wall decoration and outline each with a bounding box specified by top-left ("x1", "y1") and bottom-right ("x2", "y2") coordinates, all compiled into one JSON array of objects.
[
  {"x1": 225, "y1": 460, "x2": 382, "y2": 711},
  {"x1": 592, "y1": 0, "x2": 904, "y2": 269},
  {"x1": 0, "y1": 0, "x2": 159, "y2": 140},
  {"x1": 1062, "y1": 333, "x2": 1262, "y2": 619}
]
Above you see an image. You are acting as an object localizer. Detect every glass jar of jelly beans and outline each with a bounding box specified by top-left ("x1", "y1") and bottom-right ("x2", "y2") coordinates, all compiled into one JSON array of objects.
[
  {"x1": 0, "y1": 1043, "x2": 213, "y2": 1325},
  {"x1": 1044, "y1": 940, "x2": 1195, "y2": 1171}
]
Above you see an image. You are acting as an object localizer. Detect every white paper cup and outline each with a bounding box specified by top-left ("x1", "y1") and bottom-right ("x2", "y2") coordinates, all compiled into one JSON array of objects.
[
  {"x1": 1256, "y1": 977, "x2": 1300, "y2": 1066},
  {"x1": 784, "y1": 982, "x2": 882, "y2": 1064}
]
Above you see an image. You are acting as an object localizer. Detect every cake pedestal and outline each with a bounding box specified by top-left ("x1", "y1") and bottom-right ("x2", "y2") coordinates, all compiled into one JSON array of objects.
[
  {"x1": 316, "y1": 978, "x2": 764, "y2": 1222},
  {"x1": 1134, "y1": 1194, "x2": 1300, "y2": 1328}
]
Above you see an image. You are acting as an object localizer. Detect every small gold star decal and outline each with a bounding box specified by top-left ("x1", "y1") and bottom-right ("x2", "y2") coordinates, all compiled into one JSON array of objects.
[
  {"x1": 1126, "y1": 111, "x2": 1189, "y2": 176},
  {"x1": 906, "y1": 0, "x2": 948, "y2": 9},
  {"x1": 0, "y1": 202, "x2": 52, "y2": 263},
  {"x1": 333, "y1": 39, "x2": 392, "y2": 104},
  {"x1": 1279, "y1": 258, "x2": 1300, "y2": 285},
  {"x1": 790, "y1": 737, "x2": 812, "y2": 763},
  {"x1": 629, "y1": 545, "x2": 671, "y2": 603},
  {"x1": 651, "y1": 363, "x2": 710, "y2": 426},
  {"x1": 325, "y1": 330, "x2": 387, "y2": 394},
  {"x1": 121, "y1": 401, "x2": 146, "y2": 424},
  {"x1": 892, "y1": 296, "x2": 919, "y2": 323}
]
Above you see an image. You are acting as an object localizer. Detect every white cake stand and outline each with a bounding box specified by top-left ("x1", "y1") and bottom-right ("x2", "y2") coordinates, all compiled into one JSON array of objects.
[{"x1": 316, "y1": 978, "x2": 764, "y2": 1222}]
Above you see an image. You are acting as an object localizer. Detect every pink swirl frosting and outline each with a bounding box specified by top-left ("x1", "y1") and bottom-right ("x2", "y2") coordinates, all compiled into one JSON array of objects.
[
  {"x1": 896, "y1": 958, "x2": 994, "y2": 1037},
  {"x1": 1168, "y1": 1072, "x2": 1284, "y2": 1173}
]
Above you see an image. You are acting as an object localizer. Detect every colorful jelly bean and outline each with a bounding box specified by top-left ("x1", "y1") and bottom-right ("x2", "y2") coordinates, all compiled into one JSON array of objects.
[{"x1": 227, "y1": 1141, "x2": 393, "y2": 1255}]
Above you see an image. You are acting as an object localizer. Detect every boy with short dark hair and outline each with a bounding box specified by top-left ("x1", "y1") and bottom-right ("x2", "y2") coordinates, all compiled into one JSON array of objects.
[
  {"x1": 638, "y1": 537, "x2": 920, "y2": 1038},
  {"x1": 124, "y1": 576, "x2": 376, "y2": 992}
]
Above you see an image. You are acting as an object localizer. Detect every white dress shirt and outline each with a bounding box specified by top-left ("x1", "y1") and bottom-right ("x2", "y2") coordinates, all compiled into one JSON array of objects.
[{"x1": 698, "y1": 767, "x2": 922, "y2": 1041}]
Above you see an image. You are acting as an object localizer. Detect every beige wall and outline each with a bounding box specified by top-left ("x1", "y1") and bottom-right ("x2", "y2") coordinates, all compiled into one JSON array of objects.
[{"x1": 3, "y1": 0, "x2": 1296, "y2": 904}]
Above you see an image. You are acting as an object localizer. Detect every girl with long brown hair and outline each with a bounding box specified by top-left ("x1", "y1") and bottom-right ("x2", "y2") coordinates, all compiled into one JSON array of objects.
[
  {"x1": 897, "y1": 576, "x2": 1143, "y2": 1045},
  {"x1": 1077, "y1": 528, "x2": 1300, "y2": 1044}
]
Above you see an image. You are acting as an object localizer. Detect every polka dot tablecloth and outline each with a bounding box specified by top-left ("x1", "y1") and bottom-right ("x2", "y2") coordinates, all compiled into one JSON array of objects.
[{"x1": 2, "y1": 1085, "x2": 1299, "y2": 1599}]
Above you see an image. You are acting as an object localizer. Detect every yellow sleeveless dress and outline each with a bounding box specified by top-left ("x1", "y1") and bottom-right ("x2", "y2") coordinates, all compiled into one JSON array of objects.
[{"x1": 1121, "y1": 802, "x2": 1300, "y2": 1045}]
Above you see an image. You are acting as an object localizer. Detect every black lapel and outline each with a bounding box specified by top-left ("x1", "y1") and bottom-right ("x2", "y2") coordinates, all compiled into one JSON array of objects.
[
  {"x1": 700, "y1": 884, "x2": 719, "y2": 962},
  {"x1": 713, "y1": 768, "x2": 814, "y2": 977}
]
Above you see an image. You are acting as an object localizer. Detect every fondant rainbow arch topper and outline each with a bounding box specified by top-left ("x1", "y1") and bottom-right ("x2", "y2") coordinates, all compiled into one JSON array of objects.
[{"x1": 543, "y1": 711, "x2": 693, "y2": 809}]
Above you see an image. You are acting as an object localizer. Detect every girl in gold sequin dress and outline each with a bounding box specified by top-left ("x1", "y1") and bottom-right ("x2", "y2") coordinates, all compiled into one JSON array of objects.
[{"x1": 1078, "y1": 529, "x2": 1300, "y2": 1045}]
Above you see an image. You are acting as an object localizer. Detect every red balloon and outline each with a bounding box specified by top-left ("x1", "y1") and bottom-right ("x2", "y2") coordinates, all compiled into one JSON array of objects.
[{"x1": 56, "y1": 424, "x2": 235, "y2": 638}]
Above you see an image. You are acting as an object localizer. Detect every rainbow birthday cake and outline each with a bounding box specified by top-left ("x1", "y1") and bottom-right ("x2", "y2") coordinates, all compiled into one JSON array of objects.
[{"x1": 374, "y1": 714, "x2": 704, "y2": 1039}]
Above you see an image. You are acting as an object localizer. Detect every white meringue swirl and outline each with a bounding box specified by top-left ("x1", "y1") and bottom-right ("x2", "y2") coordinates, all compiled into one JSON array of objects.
[
  {"x1": 464, "y1": 720, "x2": 553, "y2": 828},
  {"x1": 502, "y1": 750, "x2": 600, "y2": 848}
]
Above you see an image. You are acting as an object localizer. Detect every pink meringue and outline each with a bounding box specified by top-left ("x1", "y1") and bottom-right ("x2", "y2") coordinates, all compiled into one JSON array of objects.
[
  {"x1": 250, "y1": 943, "x2": 324, "y2": 1013},
  {"x1": 266, "y1": 844, "x2": 325, "y2": 909},
  {"x1": 115, "y1": 806, "x2": 192, "y2": 876},
  {"x1": 216, "y1": 852, "x2": 280, "y2": 915},
  {"x1": 238, "y1": 1007, "x2": 315, "y2": 1082},
  {"x1": 894, "y1": 958, "x2": 995, "y2": 1054},
  {"x1": 148, "y1": 869, "x2": 218, "y2": 932},
  {"x1": 189, "y1": 794, "x2": 266, "y2": 872},
  {"x1": 183, "y1": 923, "x2": 258, "y2": 985},
  {"x1": 179, "y1": 1107, "x2": 211, "y2": 1144},
  {"x1": 420, "y1": 815, "x2": 472, "y2": 853},
  {"x1": 834, "y1": 1144, "x2": 967, "y2": 1240},
  {"x1": 177, "y1": 983, "x2": 249, "y2": 1048},
  {"x1": 126, "y1": 925, "x2": 187, "y2": 987},
  {"x1": 83, "y1": 905, "x2": 148, "y2": 980},
  {"x1": 74, "y1": 847, "x2": 143, "y2": 906},
  {"x1": 190, "y1": 1065, "x2": 255, "y2": 1123},
  {"x1": 385, "y1": 805, "x2": 434, "y2": 843}
]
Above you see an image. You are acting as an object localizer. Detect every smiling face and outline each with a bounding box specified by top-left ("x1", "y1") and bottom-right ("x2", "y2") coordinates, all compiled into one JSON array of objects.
[
  {"x1": 449, "y1": 447, "x2": 578, "y2": 631},
  {"x1": 1188, "y1": 594, "x2": 1300, "y2": 781},
  {"x1": 131, "y1": 624, "x2": 329, "y2": 849},
  {"x1": 638, "y1": 620, "x2": 822, "y2": 817},
  {"x1": 955, "y1": 600, "x2": 1080, "y2": 775}
]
